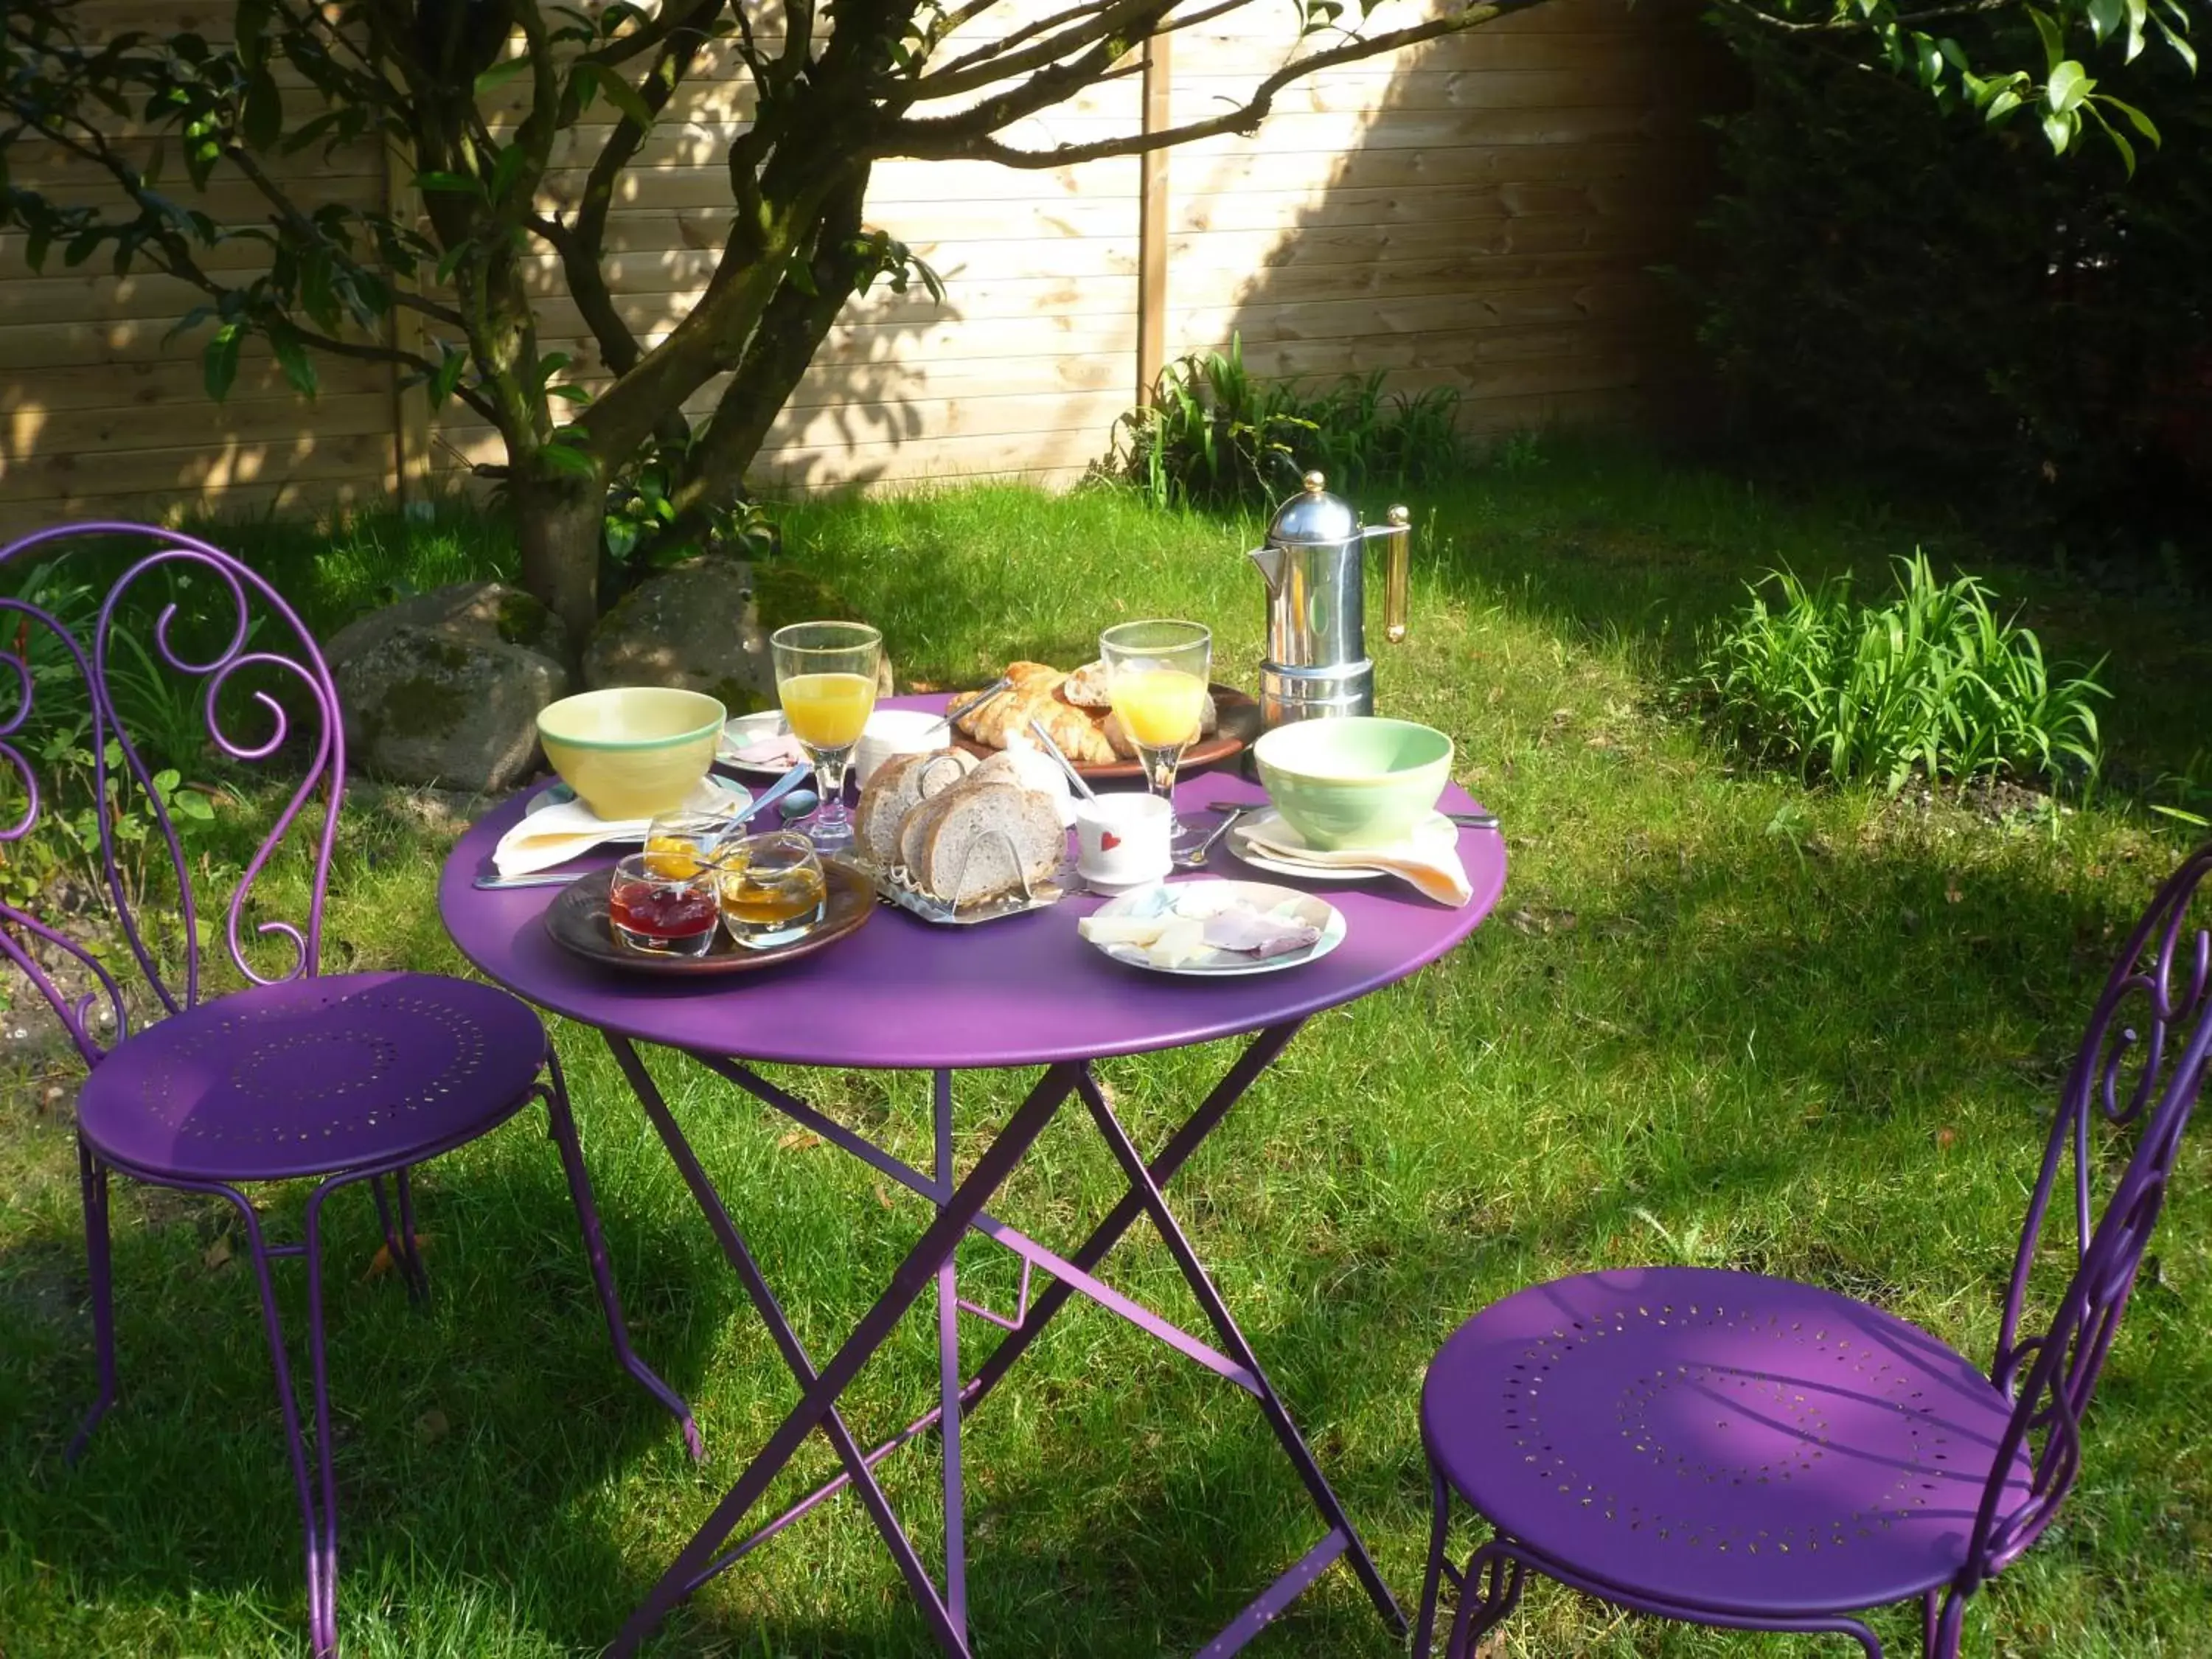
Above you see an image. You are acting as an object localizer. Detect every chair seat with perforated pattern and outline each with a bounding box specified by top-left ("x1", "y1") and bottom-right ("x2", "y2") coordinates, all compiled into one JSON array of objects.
[
  {"x1": 77, "y1": 971, "x2": 549, "y2": 1183},
  {"x1": 1422, "y1": 1266, "x2": 2035, "y2": 1618}
]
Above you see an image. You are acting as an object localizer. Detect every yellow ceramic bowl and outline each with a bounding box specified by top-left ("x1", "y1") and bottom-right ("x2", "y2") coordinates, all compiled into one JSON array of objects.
[
  {"x1": 1253, "y1": 716, "x2": 1454, "y2": 849},
  {"x1": 536, "y1": 687, "x2": 727, "y2": 821}
]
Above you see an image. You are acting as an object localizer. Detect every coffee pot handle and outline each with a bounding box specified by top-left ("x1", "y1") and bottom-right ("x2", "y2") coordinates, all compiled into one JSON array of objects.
[{"x1": 1382, "y1": 504, "x2": 1411, "y2": 644}]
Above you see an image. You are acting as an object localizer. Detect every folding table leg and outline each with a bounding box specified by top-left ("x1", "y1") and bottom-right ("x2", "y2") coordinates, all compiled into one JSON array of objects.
[
  {"x1": 934, "y1": 1068, "x2": 969, "y2": 1644},
  {"x1": 603, "y1": 1035, "x2": 965, "y2": 1650},
  {"x1": 603, "y1": 1046, "x2": 1083, "y2": 1658},
  {"x1": 1075, "y1": 1068, "x2": 1407, "y2": 1639},
  {"x1": 958, "y1": 1021, "x2": 1306, "y2": 1416}
]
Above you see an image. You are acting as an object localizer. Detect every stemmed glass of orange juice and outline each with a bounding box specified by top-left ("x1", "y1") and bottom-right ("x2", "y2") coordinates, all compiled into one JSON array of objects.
[
  {"x1": 1099, "y1": 619, "x2": 1211, "y2": 849},
  {"x1": 770, "y1": 620, "x2": 881, "y2": 854}
]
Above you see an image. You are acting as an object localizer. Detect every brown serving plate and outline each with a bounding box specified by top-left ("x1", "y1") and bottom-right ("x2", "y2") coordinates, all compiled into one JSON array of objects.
[
  {"x1": 544, "y1": 860, "x2": 873, "y2": 975},
  {"x1": 953, "y1": 682, "x2": 1261, "y2": 782}
]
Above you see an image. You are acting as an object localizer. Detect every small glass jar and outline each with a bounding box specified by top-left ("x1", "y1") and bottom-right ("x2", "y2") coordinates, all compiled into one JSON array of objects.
[
  {"x1": 608, "y1": 852, "x2": 720, "y2": 956},
  {"x1": 642, "y1": 809, "x2": 740, "y2": 880},
  {"x1": 716, "y1": 831, "x2": 828, "y2": 949}
]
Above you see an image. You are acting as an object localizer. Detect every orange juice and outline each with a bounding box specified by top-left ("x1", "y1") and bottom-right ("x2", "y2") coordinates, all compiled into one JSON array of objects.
[
  {"x1": 779, "y1": 671, "x2": 876, "y2": 749},
  {"x1": 1110, "y1": 667, "x2": 1207, "y2": 748}
]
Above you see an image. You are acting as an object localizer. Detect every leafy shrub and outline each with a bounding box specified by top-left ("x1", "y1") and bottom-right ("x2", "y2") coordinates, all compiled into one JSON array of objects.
[
  {"x1": 1107, "y1": 332, "x2": 1465, "y2": 511},
  {"x1": 597, "y1": 426, "x2": 779, "y2": 602},
  {"x1": 1693, "y1": 552, "x2": 2107, "y2": 792},
  {"x1": 1696, "y1": 13, "x2": 2212, "y2": 557}
]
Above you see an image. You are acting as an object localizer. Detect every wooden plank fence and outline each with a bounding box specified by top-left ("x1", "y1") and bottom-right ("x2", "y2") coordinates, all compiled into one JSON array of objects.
[{"x1": 0, "y1": 0, "x2": 1729, "y2": 532}]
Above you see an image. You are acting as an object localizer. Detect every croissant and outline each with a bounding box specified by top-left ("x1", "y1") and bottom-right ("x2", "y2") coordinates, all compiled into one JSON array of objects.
[{"x1": 957, "y1": 661, "x2": 1118, "y2": 765}]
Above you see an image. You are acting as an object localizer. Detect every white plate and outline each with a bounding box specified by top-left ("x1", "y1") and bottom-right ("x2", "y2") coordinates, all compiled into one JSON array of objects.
[
  {"x1": 1228, "y1": 807, "x2": 1459, "y2": 882},
  {"x1": 1083, "y1": 879, "x2": 1346, "y2": 977},
  {"x1": 717, "y1": 710, "x2": 804, "y2": 776},
  {"x1": 522, "y1": 774, "x2": 752, "y2": 840}
]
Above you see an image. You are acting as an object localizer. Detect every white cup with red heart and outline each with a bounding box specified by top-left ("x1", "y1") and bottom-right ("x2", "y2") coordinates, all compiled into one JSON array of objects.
[{"x1": 1074, "y1": 793, "x2": 1174, "y2": 891}]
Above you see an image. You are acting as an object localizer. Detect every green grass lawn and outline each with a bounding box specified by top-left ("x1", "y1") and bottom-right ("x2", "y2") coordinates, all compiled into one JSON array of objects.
[{"x1": 4, "y1": 442, "x2": 2211, "y2": 1657}]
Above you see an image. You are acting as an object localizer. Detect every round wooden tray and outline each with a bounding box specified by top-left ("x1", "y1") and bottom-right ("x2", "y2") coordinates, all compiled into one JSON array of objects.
[
  {"x1": 953, "y1": 683, "x2": 1262, "y2": 782},
  {"x1": 544, "y1": 861, "x2": 873, "y2": 976}
]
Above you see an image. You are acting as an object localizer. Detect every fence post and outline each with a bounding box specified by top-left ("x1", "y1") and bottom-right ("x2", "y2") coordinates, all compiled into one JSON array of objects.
[{"x1": 1137, "y1": 30, "x2": 1172, "y2": 408}]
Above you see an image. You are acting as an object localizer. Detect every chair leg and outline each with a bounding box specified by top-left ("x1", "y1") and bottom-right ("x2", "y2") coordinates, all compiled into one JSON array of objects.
[
  {"x1": 234, "y1": 1187, "x2": 340, "y2": 1658},
  {"x1": 366, "y1": 1173, "x2": 428, "y2": 1303},
  {"x1": 1927, "y1": 1587, "x2": 1966, "y2": 1659},
  {"x1": 299, "y1": 1185, "x2": 344, "y2": 1658},
  {"x1": 67, "y1": 1138, "x2": 117, "y2": 1464},
  {"x1": 1413, "y1": 1461, "x2": 1454, "y2": 1658},
  {"x1": 1445, "y1": 1538, "x2": 1526, "y2": 1659},
  {"x1": 540, "y1": 1052, "x2": 703, "y2": 1461}
]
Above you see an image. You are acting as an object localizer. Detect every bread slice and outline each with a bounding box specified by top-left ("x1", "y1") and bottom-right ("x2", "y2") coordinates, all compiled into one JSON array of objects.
[
  {"x1": 855, "y1": 751, "x2": 925, "y2": 865},
  {"x1": 857, "y1": 747, "x2": 979, "y2": 866},
  {"x1": 918, "y1": 784, "x2": 1064, "y2": 906}
]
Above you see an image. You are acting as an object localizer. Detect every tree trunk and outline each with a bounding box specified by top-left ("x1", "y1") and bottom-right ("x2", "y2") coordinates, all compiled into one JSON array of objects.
[{"x1": 513, "y1": 475, "x2": 602, "y2": 653}]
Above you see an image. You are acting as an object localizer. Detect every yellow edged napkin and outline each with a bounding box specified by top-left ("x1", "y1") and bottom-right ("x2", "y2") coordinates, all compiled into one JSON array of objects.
[
  {"x1": 1245, "y1": 818, "x2": 1473, "y2": 908},
  {"x1": 493, "y1": 777, "x2": 744, "y2": 879}
]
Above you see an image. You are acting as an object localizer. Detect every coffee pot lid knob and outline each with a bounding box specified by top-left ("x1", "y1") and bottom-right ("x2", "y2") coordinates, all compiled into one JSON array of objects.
[{"x1": 1267, "y1": 470, "x2": 1357, "y2": 546}]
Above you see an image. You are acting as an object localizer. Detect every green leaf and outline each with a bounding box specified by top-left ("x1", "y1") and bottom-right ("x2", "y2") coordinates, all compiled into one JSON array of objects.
[
  {"x1": 2098, "y1": 93, "x2": 2161, "y2": 142},
  {"x1": 241, "y1": 69, "x2": 282, "y2": 152},
  {"x1": 2087, "y1": 0, "x2": 2124, "y2": 41},
  {"x1": 203, "y1": 322, "x2": 243, "y2": 402},
  {"x1": 574, "y1": 61, "x2": 656, "y2": 131},
  {"x1": 2125, "y1": 0, "x2": 2149, "y2": 59},
  {"x1": 547, "y1": 383, "x2": 593, "y2": 403},
  {"x1": 538, "y1": 439, "x2": 597, "y2": 477},
  {"x1": 2154, "y1": 15, "x2": 2197, "y2": 71},
  {"x1": 488, "y1": 143, "x2": 528, "y2": 206},
  {"x1": 414, "y1": 170, "x2": 484, "y2": 198},
  {"x1": 2028, "y1": 6, "x2": 2066, "y2": 71},
  {"x1": 428, "y1": 345, "x2": 467, "y2": 410},
  {"x1": 1986, "y1": 85, "x2": 2025, "y2": 121},
  {"x1": 270, "y1": 327, "x2": 318, "y2": 398},
  {"x1": 2046, "y1": 60, "x2": 2092, "y2": 112},
  {"x1": 474, "y1": 57, "x2": 533, "y2": 94},
  {"x1": 237, "y1": 0, "x2": 274, "y2": 70}
]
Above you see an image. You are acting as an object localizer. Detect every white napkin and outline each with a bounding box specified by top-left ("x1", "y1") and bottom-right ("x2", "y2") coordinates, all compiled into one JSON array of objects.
[
  {"x1": 1245, "y1": 817, "x2": 1474, "y2": 907},
  {"x1": 493, "y1": 779, "x2": 746, "y2": 878}
]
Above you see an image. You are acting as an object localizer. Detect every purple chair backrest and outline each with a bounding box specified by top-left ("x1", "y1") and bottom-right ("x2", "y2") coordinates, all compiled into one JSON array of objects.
[
  {"x1": 1968, "y1": 842, "x2": 2212, "y2": 1579},
  {"x1": 0, "y1": 522, "x2": 345, "y2": 1064}
]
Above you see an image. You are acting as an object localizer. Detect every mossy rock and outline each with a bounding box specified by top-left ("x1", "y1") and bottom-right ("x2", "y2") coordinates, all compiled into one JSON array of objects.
[
  {"x1": 334, "y1": 618, "x2": 573, "y2": 793},
  {"x1": 325, "y1": 580, "x2": 567, "y2": 671},
  {"x1": 585, "y1": 557, "x2": 894, "y2": 703}
]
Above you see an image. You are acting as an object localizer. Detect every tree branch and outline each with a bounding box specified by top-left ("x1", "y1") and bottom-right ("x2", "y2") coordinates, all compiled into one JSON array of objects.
[
  {"x1": 563, "y1": 0, "x2": 730, "y2": 376},
  {"x1": 666, "y1": 169, "x2": 874, "y2": 535},
  {"x1": 579, "y1": 0, "x2": 729, "y2": 70},
  {"x1": 925, "y1": 0, "x2": 1130, "y2": 81},
  {"x1": 1711, "y1": 0, "x2": 2025, "y2": 31},
  {"x1": 914, "y1": 0, "x2": 1167, "y2": 102},
  {"x1": 887, "y1": 0, "x2": 1554, "y2": 161}
]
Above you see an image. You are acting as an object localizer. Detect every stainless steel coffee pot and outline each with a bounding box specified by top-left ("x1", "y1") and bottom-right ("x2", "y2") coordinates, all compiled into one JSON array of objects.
[{"x1": 1248, "y1": 471, "x2": 1411, "y2": 727}]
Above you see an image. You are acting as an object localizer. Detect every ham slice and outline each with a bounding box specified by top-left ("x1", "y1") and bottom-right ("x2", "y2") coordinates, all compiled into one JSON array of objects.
[{"x1": 1201, "y1": 908, "x2": 1321, "y2": 958}]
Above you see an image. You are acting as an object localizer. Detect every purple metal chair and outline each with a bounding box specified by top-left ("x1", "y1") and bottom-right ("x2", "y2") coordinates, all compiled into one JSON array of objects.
[
  {"x1": 0, "y1": 524, "x2": 698, "y2": 1658},
  {"x1": 1415, "y1": 843, "x2": 2212, "y2": 1658}
]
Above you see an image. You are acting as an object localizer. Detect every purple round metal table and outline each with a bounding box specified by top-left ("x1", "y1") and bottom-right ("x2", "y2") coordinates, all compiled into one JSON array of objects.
[{"x1": 439, "y1": 694, "x2": 1506, "y2": 1657}]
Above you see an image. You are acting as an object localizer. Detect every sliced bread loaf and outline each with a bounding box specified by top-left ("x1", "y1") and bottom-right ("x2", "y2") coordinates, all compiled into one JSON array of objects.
[
  {"x1": 856, "y1": 746, "x2": 979, "y2": 866},
  {"x1": 918, "y1": 783, "x2": 1063, "y2": 905}
]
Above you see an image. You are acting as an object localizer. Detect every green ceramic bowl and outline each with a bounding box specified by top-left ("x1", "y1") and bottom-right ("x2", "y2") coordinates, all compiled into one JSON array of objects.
[
  {"x1": 536, "y1": 686, "x2": 727, "y2": 821},
  {"x1": 1253, "y1": 716, "x2": 1455, "y2": 850}
]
